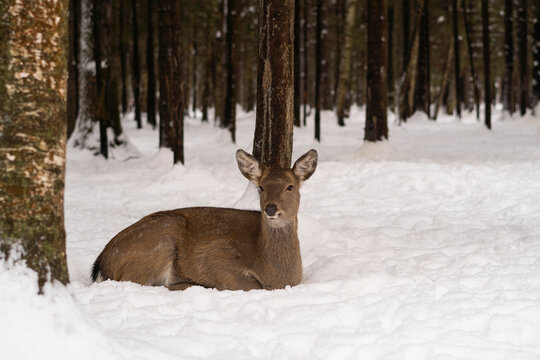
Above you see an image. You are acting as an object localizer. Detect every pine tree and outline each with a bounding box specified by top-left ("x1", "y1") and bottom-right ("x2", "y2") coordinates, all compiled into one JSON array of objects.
[{"x1": 0, "y1": 0, "x2": 70, "y2": 291}]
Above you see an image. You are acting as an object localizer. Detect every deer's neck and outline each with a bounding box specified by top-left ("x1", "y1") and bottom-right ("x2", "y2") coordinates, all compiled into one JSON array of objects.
[{"x1": 256, "y1": 216, "x2": 302, "y2": 288}]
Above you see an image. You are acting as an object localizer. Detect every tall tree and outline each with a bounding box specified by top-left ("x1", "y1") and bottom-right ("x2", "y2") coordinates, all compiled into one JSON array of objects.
[
  {"x1": 224, "y1": 0, "x2": 238, "y2": 142},
  {"x1": 146, "y1": 0, "x2": 157, "y2": 128},
  {"x1": 314, "y1": 0, "x2": 322, "y2": 141},
  {"x1": 461, "y1": 0, "x2": 480, "y2": 119},
  {"x1": 402, "y1": 0, "x2": 411, "y2": 73},
  {"x1": 92, "y1": 0, "x2": 108, "y2": 158},
  {"x1": 0, "y1": 0, "x2": 69, "y2": 290},
  {"x1": 387, "y1": 0, "x2": 394, "y2": 109},
  {"x1": 335, "y1": 0, "x2": 358, "y2": 126},
  {"x1": 67, "y1": 0, "x2": 80, "y2": 139},
  {"x1": 294, "y1": 0, "x2": 301, "y2": 127},
  {"x1": 517, "y1": 0, "x2": 529, "y2": 115},
  {"x1": 253, "y1": 0, "x2": 295, "y2": 168},
  {"x1": 131, "y1": 0, "x2": 142, "y2": 128},
  {"x1": 119, "y1": 0, "x2": 129, "y2": 114},
  {"x1": 503, "y1": 0, "x2": 515, "y2": 114},
  {"x1": 533, "y1": 1, "x2": 540, "y2": 107},
  {"x1": 482, "y1": 0, "x2": 491, "y2": 129},
  {"x1": 214, "y1": 0, "x2": 225, "y2": 126},
  {"x1": 452, "y1": 0, "x2": 462, "y2": 118},
  {"x1": 365, "y1": 0, "x2": 388, "y2": 141},
  {"x1": 302, "y1": 0, "x2": 309, "y2": 126},
  {"x1": 415, "y1": 0, "x2": 430, "y2": 117}
]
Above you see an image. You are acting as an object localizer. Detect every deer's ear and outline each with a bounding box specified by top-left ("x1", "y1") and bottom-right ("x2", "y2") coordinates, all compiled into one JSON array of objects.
[
  {"x1": 236, "y1": 149, "x2": 262, "y2": 183},
  {"x1": 293, "y1": 149, "x2": 318, "y2": 182}
]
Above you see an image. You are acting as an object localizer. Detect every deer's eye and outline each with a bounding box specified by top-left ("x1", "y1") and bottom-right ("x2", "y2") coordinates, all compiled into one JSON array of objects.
[
  {"x1": 259, "y1": 186, "x2": 265, "y2": 192},
  {"x1": 286, "y1": 185, "x2": 294, "y2": 191}
]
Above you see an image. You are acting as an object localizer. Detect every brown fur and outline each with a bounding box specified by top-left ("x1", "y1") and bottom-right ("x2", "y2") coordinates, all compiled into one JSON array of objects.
[{"x1": 92, "y1": 149, "x2": 318, "y2": 291}]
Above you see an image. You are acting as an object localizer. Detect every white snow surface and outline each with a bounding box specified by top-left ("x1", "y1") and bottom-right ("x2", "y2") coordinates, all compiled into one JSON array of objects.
[{"x1": 2, "y1": 108, "x2": 540, "y2": 359}]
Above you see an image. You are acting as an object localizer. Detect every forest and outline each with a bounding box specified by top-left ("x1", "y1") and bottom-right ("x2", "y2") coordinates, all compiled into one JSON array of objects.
[{"x1": 2, "y1": 0, "x2": 540, "y2": 358}]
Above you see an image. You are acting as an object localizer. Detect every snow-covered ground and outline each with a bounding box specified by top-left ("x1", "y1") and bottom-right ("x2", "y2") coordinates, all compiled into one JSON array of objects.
[{"x1": 2, "y1": 108, "x2": 540, "y2": 359}]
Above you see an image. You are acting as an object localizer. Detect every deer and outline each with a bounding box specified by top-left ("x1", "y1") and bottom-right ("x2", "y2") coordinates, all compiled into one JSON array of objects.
[{"x1": 91, "y1": 149, "x2": 318, "y2": 291}]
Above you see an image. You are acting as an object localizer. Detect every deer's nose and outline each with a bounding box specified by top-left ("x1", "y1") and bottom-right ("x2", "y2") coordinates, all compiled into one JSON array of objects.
[{"x1": 265, "y1": 204, "x2": 278, "y2": 217}]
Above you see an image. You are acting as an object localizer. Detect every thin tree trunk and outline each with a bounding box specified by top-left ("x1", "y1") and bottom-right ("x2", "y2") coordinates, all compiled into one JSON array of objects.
[
  {"x1": 402, "y1": 0, "x2": 410, "y2": 73},
  {"x1": 503, "y1": 0, "x2": 514, "y2": 114},
  {"x1": 452, "y1": 0, "x2": 461, "y2": 118},
  {"x1": 120, "y1": 0, "x2": 128, "y2": 114},
  {"x1": 387, "y1": 0, "x2": 394, "y2": 109},
  {"x1": 365, "y1": 0, "x2": 388, "y2": 142},
  {"x1": 415, "y1": 0, "x2": 430, "y2": 117},
  {"x1": 517, "y1": 0, "x2": 529, "y2": 115},
  {"x1": 336, "y1": 0, "x2": 358, "y2": 126},
  {"x1": 214, "y1": 0, "x2": 225, "y2": 125},
  {"x1": 105, "y1": 0, "x2": 122, "y2": 142},
  {"x1": 158, "y1": 0, "x2": 172, "y2": 148},
  {"x1": 482, "y1": 0, "x2": 491, "y2": 129},
  {"x1": 0, "y1": 0, "x2": 70, "y2": 291},
  {"x1": 533, "y1": 1, "x2": 540, "y2": 107},
  {"x1": 303, "y1": 0, "x2": 309, "y2": 126},
  {"x1": 434, "y1": 40, "x2": 454, "y2": 120},
  {"x1": 67, "y1": 0, "x2": 80, "y2": 139},
  {"x1": 192, "y1": 21, "x2": 198, "y2": 116},
  {"x1": 315, "y1": 0, "x2": 322, "y2": 141},
  {"x1": 224, "y1": 0, "x2": 238, "y2": 142},
  {"x1": 294, "y1": 0, "x2": 301, "y2": 127},
  {"x1": 131, "y1": 0, "x2": 142, "y2": 128},
  {"x1": 93, "y1": 0, "x2": 108, "y2": 158},
  {"x1": 170, "y1": 0, "x2": 184, "y2": 164},
  {"x1": 461, "y1": 0, "x2": 480, "y2": 119},
  {"x1": 202, "y1": 21, "x2": 213, "y2": 122},
  {"x1": 253, "y1": 0, "x2": 295, "y2": 168},
  {"x1": 147, "y1": 0, "x2": 156, "y2": 128}
]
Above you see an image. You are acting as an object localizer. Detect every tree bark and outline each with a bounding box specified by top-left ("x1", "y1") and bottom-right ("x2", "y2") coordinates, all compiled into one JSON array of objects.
[
  {"x1": 92, "y1": 0, "x2": 108, "y2": 158},
  {"x1": 533, "y1": 1, "x2": 540, "y2": 107},
  {"x1": 294, "y1": 0, "x2": 301, "y2": 127},
  {"x1": 302, "y1": 0, "x2": 309, "y2": 126},
  {"x1": 503, "y1": 0, "x2": 515, "y2": 114},
  {"x1": 434, "y1": 40, "x2": 454, "y2": 120},
  {"x1": 461, "y1": 0, "x2": 480, "y2": 119},
  {"x1": 120, "y1": 0, "x2": 128, "y2": 114},
  {"x1": 481, "y1": 0, "x2": 491, "y2": 129},
  {"x1": 414, "y1": 0, "x2": 430, "y2": 117},
  {"x1": 365, "y1": 0, "x2": 388, "y2": 142},
  {"x1": 224, "y1": 0, "x2": 238, "y2": 142},
  {"x1": 517, "y1": 0, "x2": 529, "y2": 115},
  {"x1": 335, "y1": 0, "x2": 358, "y2": 126},
  {"x1": 387, "y1": 0, "x2": 394, "y2": 109},
  {"x1": 131, "y1": 0, "x2": 142, "y2": 128},
  {"x1": 253, "y1": 0, "x2": 295, "y2": 168},
  {"x1": 402, "y1": 0, "x2": 410, "y2": 73},
  {"x1": 67, "y1": 0, "x2": 80, "y2": 139},
  {"x1": 314, "y1": 0, "x2": 322, "y2": 141},
  {"x1": 0, "y1": 0, "x2": 70, "y2": 291},
  {"x1": 452, "y1": 0, "x2": 461, "y2": 118},
  {"x1": 170, "y1": 0, "x2": 184, "y2": 164},
  {"x1": 214, "y1": 0, "x2": 225, "y2": 126},
  {"x1": 146, "y1": 0, "x2": 156, "y2": 128}
]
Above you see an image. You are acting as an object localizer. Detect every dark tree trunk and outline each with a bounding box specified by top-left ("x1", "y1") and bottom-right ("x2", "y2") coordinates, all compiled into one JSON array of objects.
[
  {"x1": 67, "y1": 0, "x2": 80, "y2": 139},
  {"x1": 434, "y1": 40, "x2": 454, "y2": 120},
  {"x1": 533, "y1": 1, "x2": 540, "y2": 106},
  {"x1": 414, "y1": 0, "x2": 430, "y2": 117},
  {"x1": 146, "y1": 0, "x2": 156, "y2": 128},
  {"x1": 482, "y1": 0, "x2": 491, "y2": 129},
  {"x1": 0, "y1": 0, "x2": 70, "y2": 291},
  {"x1": 303, "y1": 0, "x2": 309, "y2": 126},
  {"x1": 214, "y1": 0, "x2": 225, "y2": 126},
  {"x1": 120, "y1": 0, "x2": 128, "y2": 114},
  {"x1": 402, "y1": 0, "x2": 410, "y2": 72},
  {"x1": 294, "y1": 0, "x2": 301, "y2": 127},
  {"x1": 158, "y1": 0, "x2": 172, "y2": 148},
  {"x1": 131, "y1": 0, "x2": 142, "y2": 128},
  {"x1": 224, "y1": 0, "x2": 238, "y2": 142},
  {"x1": 503, "y1": 0, "x2": 515, "y2": 114},
  {"x1": 192, "y1": 21, "x2": 198, "y2": 116},
  {"x1": 92, "y1": 0, "x2": 108, "y2": 158},
  {"x1": 517, "y1": 0, "x2": 529, "y2": 115},
  {"x1": 202, "y1": 21, "x2": 213, "y2": 122},
  {"x1": 387, "y1": 0, "x2": 394, "y2": 109},
  {"x1": 104, "y1": 0, "x2": 122, "y2": 142},
  {"x1": 365, "y1": 0, "x2": 388, "y2": 141},
  {"x1": 314, "y1": 0, "x2": 322, "y2": 141},
  {"x1": 253, "y1": 0, "x2": 295, "y2": 168},
  {"x1": 170, "y1": 0, "x2": 184, "y2": 164},
  {"x1": 452, "y1": 0, "x2": 461, "y2": 118},
  {"x1": 461, "y1": 0, "x2": 480, "y2": 119}
]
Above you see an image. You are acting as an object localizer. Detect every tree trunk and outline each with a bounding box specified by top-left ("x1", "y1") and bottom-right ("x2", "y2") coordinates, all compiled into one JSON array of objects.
[
  {"x1": 387, "y1": 0, "x2": 394, "y2": 109},
  {"x1": 92, "y1": 0, "x2": 108, "y2": 158},
  {"x1": 170, "y1": 0, "x2": 184, "y2": 164},
  {"x1": 67, "y1": 0, "x2": 80, "y2": 139},
  {"x1": 402, "y1": 0, "x2": 410, "y2": 73},
  {"x1": 533, "y1": 1, "x2": 540, "y2": 107},
  {"x1": 253, "y1": 0, "x2": 295, "y2": 168},
  {"x1": 158, "y1": 0, "x2": 171, "y2": 148},
  {"x1": 482, "y1": 0, "x2": 491, "y2": 129},
  {"x1": 120, "y1": 0, "x2": 128, "y2": 114},
  {"x1": 503, "y1": 0, "x2": 515, "y2": 114},
  {"x1": 517, "y1": 0, "x2": 529, "y2": 115},
  {"x1": 461, "y1": 0, "x2": 480, "y2": 119},
  {"x1": 0, "y1": 0, "x2": 70, "y2": 291},
  {"x1": 202, "y1": 20, "x2": 213, "y2": 123},
  {"x1": 365, "y1": 0, "x2": 388, "y2": 142},
  {"x1": 452, "y1": 0, "x2": 461, "y2": 118},
  {"x1": 131, "y1": 0, "x2": 142, "y2": 128},
  {"x1": 414, "y1": 0, "x2": 430, "y2": 117},
  {"x1": 192, "y1": 21, "x2": 198, "y2": 116},
  {"x1": 146, "y1": 0, "x2": 156, "y2": 128},
  {"x1": 106, "y1": 0, "x2": 122, "y2": 142},
  {"x1": 303, "y1": 0, "x2": 309, "y2": 126},
  {"x1": 336, "y1": 0, "x2": 358, "y2": 126},
  {"x1": 314, "y1": 0, "x2": 322, "y2": 141},
  {"x1": 214, "y1": 0, "x2": 225, "y2": 126},
  {"x1": 294, "y1": 0, "x2": 301, "y2": 127},
  {"x1": 223, "y1": 0, "x2": 238, "y2": 142},
  {"x1": 434, "y1": 40, "x2": 454, "y2": 120}
]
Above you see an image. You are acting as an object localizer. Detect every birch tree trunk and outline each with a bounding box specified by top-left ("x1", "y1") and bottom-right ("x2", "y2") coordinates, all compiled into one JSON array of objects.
[
  {"x1": 253, "y1": 0, "x2": 294, "y2": 168},
  {"x1": 0, "y1": 0, "x2": 69, "y2": 290},
  {"x1": 365, "y1": 0, "x2": 388, "y2": 142}
]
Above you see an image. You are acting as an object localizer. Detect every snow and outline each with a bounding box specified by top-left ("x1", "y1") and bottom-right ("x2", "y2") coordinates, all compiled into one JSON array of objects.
[{"x1": 2, "y1": 107, "x2": 540, "y2": 359}]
